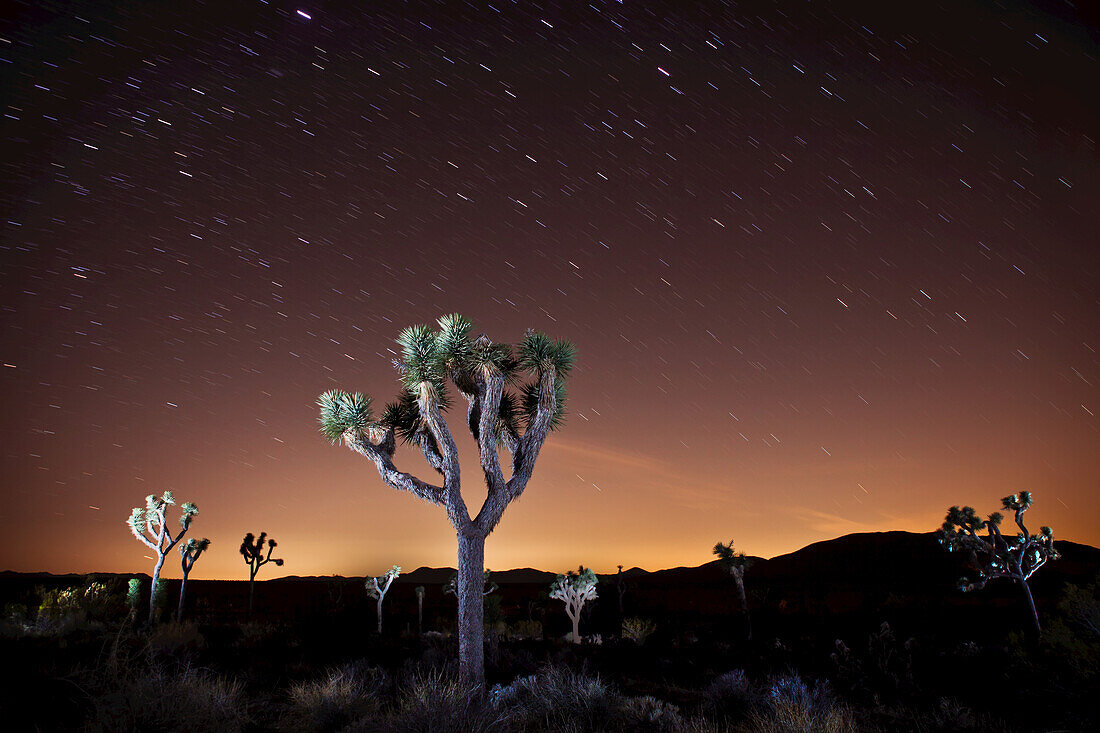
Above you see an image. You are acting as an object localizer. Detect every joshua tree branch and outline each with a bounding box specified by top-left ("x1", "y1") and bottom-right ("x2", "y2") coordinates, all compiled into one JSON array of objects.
[
  {"x1": 417, "y1": 383, "x2": 470, "y2": 529},
  {"x1": 345, "y1": 430, "x2": 446, "y2": 506}
]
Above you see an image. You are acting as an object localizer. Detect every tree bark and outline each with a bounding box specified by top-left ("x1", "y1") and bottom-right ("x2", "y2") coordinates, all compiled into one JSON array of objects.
[
  {"x1": 148, "y1": 556, "x2": 165, "y2": 625},
  {"x1": 376, "y1": 596, "x2": 384, "y2": 634},
  {"x1": 178, "y1": 573, "x2": 188, "y2": 622},
  {"x1": 248, "y1": 569, "x2": 257, "y2": 616},
  {"x1": 457, "y1": 531, "x2": 486, "y2": 692},
  {"x1": 1020, "y1": 578, "x2": 1041, "y2": 636},
  {"x1": 570, "y1": 611, "x2": 580, "y2": 643},
  {"x1": 417, "y1": 597, "x2": 423, "y2": 635},
  {"x1": 732, "y1": 568, "x2": 752, "y2": 641}
]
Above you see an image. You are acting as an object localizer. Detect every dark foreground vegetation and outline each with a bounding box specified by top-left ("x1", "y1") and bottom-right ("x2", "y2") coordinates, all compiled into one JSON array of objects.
[{"x1": 3, "y1": 532, "x2": 1098, "y2": 732}]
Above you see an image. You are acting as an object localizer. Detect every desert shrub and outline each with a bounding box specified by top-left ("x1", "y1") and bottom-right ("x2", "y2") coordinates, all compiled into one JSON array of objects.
[
  {"x1": 490, "y1": 667, "x2": 618, "y2": 731},
  {"x1": 145, "y1": 621, "x2": 205, "y2": 661},
  {"x1": 508, "y1": 620, "x2": 543, "y2": 640},
  {"x1": 88, "y1": 666, "x2": 248, "y2": 733},
  {"x1": 702, "y1": 669, "x2": 754, "y2": 722},
  {"x1": 378, "y1": 669, "x2": 506, "y2": 732},
  {"x1": 622, "y1": 617, "x2": 658, "y2": 645},
  {"x1": 618, "y1": 695, "x2": 683, "y2": 732},
  {"x1": 747, "y1": 674, "x2": 855, "y2": 733},
  {"x1": 36, "y1": 580, "x2": 121, "y2": 631},
  {"x1": 282, "y1": 661, "x2": 387, "y2": 732}
]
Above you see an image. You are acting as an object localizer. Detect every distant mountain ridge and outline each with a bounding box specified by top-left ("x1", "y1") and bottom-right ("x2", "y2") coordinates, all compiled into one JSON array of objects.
[{"x1": 4, "y1": 531, "x2": 1096, "y2": 586}]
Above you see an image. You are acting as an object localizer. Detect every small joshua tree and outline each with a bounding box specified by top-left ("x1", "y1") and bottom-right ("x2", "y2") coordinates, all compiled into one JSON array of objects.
[
  {"x1": 938, "y1": 491, "x2": 1060, "y2": 635},
  {"x1": 126, "y1": 490, "x2": 198, "y2": 624},
  {"x1": 615, "y1": 564, "x2": 629, "y2": 618},
  {"x1": 365, "y1": 565, "x2": 401, "y2": 634},
  {"x1": 177, "y1": 538, "x2": 210, "y2": 622},
  {"x1": 240, "y1": 532, "x2": 284, "y2": 616},
  {"x1": 550, "y1": 566, "x2": 598, "y2": 643},
  {"x1": 126, "y1": 578, "x2": 142, "y2": 622},
  {"x1": 318, "y1": 315, "x2": 575, "y2": 692},
  {"x1": 415, "y1": 585, "x2": 425, "y2": 634},
  {"x1": 714, "y1": 540, "x2": 754, "y2": 641}
]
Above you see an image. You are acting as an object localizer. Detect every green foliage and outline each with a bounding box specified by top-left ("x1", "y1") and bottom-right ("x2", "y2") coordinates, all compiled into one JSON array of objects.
[
  {"x1": 38, "y1": 581, "x2": 119, "y2": 625},
  {"x1": 621, "y1": 617, "x2": 657, "y2": 645},
  {"x1": 518, "y1": 330, "x2": 575, "y2": 376},
  {"x1": 317, "y1": 389, "x2": 374, "y2": 444},
  {"x1": 126, "y1": 578, "x2": 142, "y2": 610},
  {"x1": 552, "y1": 566, "x2": 598, "y2": 595}
]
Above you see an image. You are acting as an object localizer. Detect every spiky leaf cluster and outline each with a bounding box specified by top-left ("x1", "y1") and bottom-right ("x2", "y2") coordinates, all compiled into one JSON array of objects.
[
  {"x1": 551, "y1": 567, "x2": 598, "y2": 596},
  {"x1": 317, "y1": 390, "x2": 374, "y2": 444},
  {"x1": 318, "y1": 315, "x2": 577, "y2": 449},
  {"x1": 713, "y1": 540, "x2": 752, "y2": 570},
  {"x1": 518, "y1": 330, "x2": 575, "y2": 376}
]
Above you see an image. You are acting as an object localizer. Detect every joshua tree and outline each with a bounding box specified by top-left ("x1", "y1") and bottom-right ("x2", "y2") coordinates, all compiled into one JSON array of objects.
[
  {"x1": 240, "y1": 532, "x2": 283, "y2": 615},
  {"x1": 177, "y1": 537, "x2": 210, "y2": 622},
  {"x1": 126, "y1": 578, "x2": 142, "y2": 622},
  {"x1": 550, "y1": 566, "x2": 598, "y2": 643},
  {"x1": 445, "y1": 569, "x2": 498, "y2": 598},
  {"x1": 415, "y1": 585, "x2": 425, "y2": 634},
  {"x1": 126, "y1": 491, "x2": 198, "y2": 624},
  {"x1": 938, "y1": 491, "x2": 1060, "y2": 635},
  {"x1": 365, "y1": 565, "x2": 401, "y2": 634},
  {"x1": 615, "y1": 564, "x2": 629, "y2": 618},
  {"x1": 714, "y1": 540, "x2": 753, "y2": 641},
  {"x1": 318, "y1": 315, "x2": 574, "y2": 692}
]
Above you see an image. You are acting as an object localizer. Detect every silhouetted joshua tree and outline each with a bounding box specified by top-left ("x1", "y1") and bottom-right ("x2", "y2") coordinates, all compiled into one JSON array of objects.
[
  {"x1": 240, "y1": 532, "x2": 283, "y2": 615},
  {"x1": 615, "y1": 565, "x2": 629, "y2": 618},
  {"x1": 938, "y1": 491, "x2": 1060, "y2": 635},
  {"x1": 415, "y1": 586, "x2": 425, "y2": 634},
  {"x1": 318, "y1": 314, "x2": 574, "y2": 692},
  {"x1": 714, "y1": 539, "x2": 754, "y2": 641},
  {"x1": 550, "y1": 566, "x2": 598, "y2": 643},
  {"x1": 126, "y1": 490, "x2": 198, "y2": 624},
  {"x1": 177, "y1": 537, "x2": 210, "y2": 622},
  {"x1": 365, "y1": 565, "x2": 400, "y2": 634}
]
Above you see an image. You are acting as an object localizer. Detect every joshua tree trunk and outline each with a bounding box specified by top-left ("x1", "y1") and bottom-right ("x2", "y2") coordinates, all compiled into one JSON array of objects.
[
  {"x1": 248, "y1": 569, "x2": 257, "y2": 616},
  {"x1": 731, "y1": 566, "x2": 752, "y2": 641},
  {"x1": 569, "y1": 609, "x2": 581, "y2": 642},
  {"x1": 149, "y1": 555, "x2": 165, "y2": 624},
  {"x1": 417, "y1": 597, "x2": 423, "y2": 635},
  {"x1": 457, "y1": 531, "x2": 486, "y2": 690},
  {"x1": 1020, "y1": 578, "x2": 1041, "y2": 636},
  {"x1": 375, "y1": 596, "x2": 384, "y2": 633},
  {"x1": 178, "y1": 576, "x2": 188, "y2": 622}
]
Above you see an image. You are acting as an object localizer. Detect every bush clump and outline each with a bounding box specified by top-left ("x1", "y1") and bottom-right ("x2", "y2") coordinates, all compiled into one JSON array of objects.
[
  {"x1": 282, "y1": 661, "x2": 387, "y2": 732},
  {"x1": 89, "y1": 666, "x2": 249, "y2": 733}
]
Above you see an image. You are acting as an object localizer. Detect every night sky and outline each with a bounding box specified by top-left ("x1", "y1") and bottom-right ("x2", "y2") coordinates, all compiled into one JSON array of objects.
[{"x1": 2, "y1": 1, "x2": 1097, "y2": 581}]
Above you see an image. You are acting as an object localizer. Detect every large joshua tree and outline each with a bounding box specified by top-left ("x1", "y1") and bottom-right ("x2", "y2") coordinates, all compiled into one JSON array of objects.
[
  {"x1": 240, "y1": 532, "x2": 284, "y2": 615},
  {"x1": 126, "y1": 491, "x2": 198, "y2": 624},
  {"x1": 365, "y1": 565, "x2": 401, "y2": 634},
  {"x1": 177, "y1": 537, "x2": 210, "y2": 622},
  {"x1": 550, "y1": 566, "x2": 599, "y2": 643},
  {"x1": 713, "y1": 540, "x2": 753, "y2": 641},
  {"x1": 318, "y1": 314, "x2": 574, "y2": 692},
  {"x1": 938, "y1": 491, "x2": 1060, "y2": 635}
]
